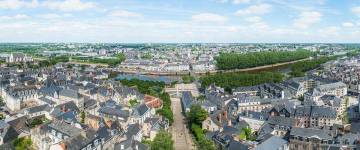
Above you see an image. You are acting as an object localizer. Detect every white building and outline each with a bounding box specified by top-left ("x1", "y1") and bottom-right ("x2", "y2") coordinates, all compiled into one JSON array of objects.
[{"x1": 6, "y1": 53, "x2": 33, "y2": 63}]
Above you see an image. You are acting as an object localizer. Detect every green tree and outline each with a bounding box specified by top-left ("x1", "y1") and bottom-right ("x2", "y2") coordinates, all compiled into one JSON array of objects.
[
  {"x1": 129, "y1": 99, "x2": 139, "y2": 107},
  {"x1": 67, "y1": 64, "x2": 73, "y2": 69},
  {"x1": 151, "y1": 130, "x2": 174, "y2": 150},
  {"x1": 199, "y1": 72, "x2": 284, "y2": 89},
  {"x1": 198, "y1": 138, "x2": 216, "y2": 150},
  {"x1": 0, "y1": 96, "x2": 5, "y2": 106},
  {"x1": 191, "y1": 123, "x2": 216, "y2": 150},
  {"x1": 215, "y1": 50, "x2": 312, "y2": 70},
  {"x1": 289, "y1": 56, "x2": 335, "y2": 77},
  {"x1": 80, "y1": 111, "x2": 85, "y2": 124},
  {"x1": 13, "y1": 137, "x2": 33, "y2": 150},
  {"x1": 182, "y1": 75, "x2": 195, "y2": 84},
  {"x1": 239, "y1": 127, "x2": 256, "y2": 141},
  {"x1": 29, "y1": 118, "x2": 43, "y2": 128},
  {"x1": 187, "y1": 104, "x2": 208, "y2": 125},
  {"x1": 297, "y1": 95, "x2": 304, "y2": 101}
]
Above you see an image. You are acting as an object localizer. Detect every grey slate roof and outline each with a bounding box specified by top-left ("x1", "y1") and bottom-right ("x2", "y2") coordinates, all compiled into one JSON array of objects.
[
  {"x1": 62, "y1": 129, "x2": 98, "y2": 150},
  {"x1": 126, "y1": 123, "x2": 141, "y2": 138},
  {"x1": 227, "y1": 139, "x2": 249, "y2": 150},
  {"x1": 267, "y1": 116, "x2": 296, "y2": 127},
  {"x1": 181, "y1": 91, "x2": 193, "y2": 110},
  {"x1": 48, "y1": 120, "x2": 83, "y2": 137},
  {"x1": 255, "y1": 135, "x2": 288, "y2": 150},
  {"x1": 98, "y1": 101, "x2": 130, "y2": 119},
  {"x1": 316, "y1": 82, "x2": 346, "y2": 93},
  {"x1": 56, "y1": 111, "x2": 78, "y2": 124},
  {"x1": 294, "y1": 105, "x2": 337, "y2": 118},
  {"x1": 133, "y1": 103, "x2": 149, "y2": 117},
  {"x1": 26, "y1": 104, "x2": 50, "y2": 114},
  {"x1": 59, "y1": 88, "x2": 81, "y2": 99},
  {"x1": 239, "y1": 111, "x2": 269, "y2": 121},
  {"x1": 290, "y1": 127, "x2": 333, "y2": 140},
  {"x1": 0, "y1": 120, "x2": 19, "y2": 144},
  {"x1": 115, "y1": 137, "x2": 150, "y2": 150},
  {"x1": 55, "y1": 101, "x2": 80, "y2": 113},
  {"x1": 319, "y1": 95, "x2": 341, "y2": 107},
  {"x1": 38, "y1": 97, "x2": 56, "y2": 105},
  {"x1": 311, "y1": 106, "x2": 337, "y2": 118}
]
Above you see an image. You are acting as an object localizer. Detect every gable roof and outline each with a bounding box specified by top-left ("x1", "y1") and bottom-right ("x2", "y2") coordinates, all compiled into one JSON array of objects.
[
  {"x1": 133, "y1": 104, "x2": 149, "y2": 117},
  {"x1": 290, "y1": 127, "x2": 332, "y2": 140},
  {"x1": 255, "y1": 136, "x2": 288, "y2": 150},
  {"x1": 59, "y1": 88, "x2": 81, "y2": 99}
]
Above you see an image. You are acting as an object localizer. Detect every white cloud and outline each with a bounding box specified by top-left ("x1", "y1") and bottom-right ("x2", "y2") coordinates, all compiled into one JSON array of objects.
[
  {"x1": 233, "y1": 0, "x2": 250, "y2": 4},
  {"x1": 38, "y1": 13, "x2": 62, "y2": 19},
  {"x1": 235, "y1": 3, "x2": 272, "y2": 16},
  {"x1": 192, "y1": 13, "x2": 228, "y2": 23},
  {"x1": 0, "y1": 0, "x2": 38, "y2": 9},
  {"x1": 215, "y1": 0, "x2": 228, "y2": 3},
  {"x1": 42, "y1": 0, "x2": 96, "y2": 12},
  {"x1": 0, "y1": 14, "x2": 30, "y2": 20},
  {"x1": 244, "y1": 16, "x2": 268, "y2": 30},
  {"x1": 293, "y1": 11, "x2": 322, "y2": 29},
  {"x1": 109, "y1": 10, "x2": 142, "y2": 18},
  {"x1": 342, "y1": 22, "x2": 354, "y2": 27},
  {"x1": 352, "y1": 6, "x2": 360, "y2": 17},
  {"x1": 318, "y1": 26, "x2": 340, "y2": 36}
]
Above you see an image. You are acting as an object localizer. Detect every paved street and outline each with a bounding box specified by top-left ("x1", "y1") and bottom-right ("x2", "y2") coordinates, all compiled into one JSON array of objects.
[{"x1": 171, "y1": 97, "x2": 195, "y2": 150}]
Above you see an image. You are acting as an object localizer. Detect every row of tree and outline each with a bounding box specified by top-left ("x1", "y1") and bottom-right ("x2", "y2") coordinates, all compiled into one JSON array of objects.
[
  {"x1": 182, "y1": 75, "x2": 195, "y2": 84},
  {"x1": 187, "y1": 105, "x2": 216, "y2": 150},
  {"x1": 289, "y1": 57, "x2": 334, "y2": 77},
  {"x1": 215, "y1": 50, "x2": 312, "y2": 70},
  {"x1": 199, "y1": 72, "x2": 284, "y2": 90},
  {"x1": 143, "y1": 130, "x2": 174, "y2": 150},
  {"x1": 72, "y1": 53, "x2": 125, "y2": 67}
]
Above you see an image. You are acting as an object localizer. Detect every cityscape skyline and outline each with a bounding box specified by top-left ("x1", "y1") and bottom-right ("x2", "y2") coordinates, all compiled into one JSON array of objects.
[{"x1": 0, "y1": 0, "x2": 360, "y2": 43}]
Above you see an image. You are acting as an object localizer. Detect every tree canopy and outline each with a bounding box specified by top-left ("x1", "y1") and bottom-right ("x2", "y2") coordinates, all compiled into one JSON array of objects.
[
  {"x1": 289, "y1": 57, "x2": 334, "y2": 77},
  {"x1": 215, "y1": 49, "x2": 312, "y2": 70},
  {"x1": 200, "y1": 71, "x2": 284, "y2": 89},
  {"x1": 239, "y1": 127, "x2": 256, "y2": 141},
  {"x1": 187, "y1": 104, "x2": 208, "y2": 125},
  {"x1": 151, "y1": 130, "x2": 174, "y2": 150},
  {"x1": 13, "y1": 137, "x2": 33, "y2": 150}
]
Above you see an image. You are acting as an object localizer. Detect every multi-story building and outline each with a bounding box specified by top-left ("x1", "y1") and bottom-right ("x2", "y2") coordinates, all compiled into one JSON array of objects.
[
  {"x1": 294, "y1": 105, "x2": 338, "y2": 128},
  {"x1": 5, "y1": 53, "x2": 33, "y2": 63},
  {"x1": 3, "y1": 85, "x2": 38, "y2": 111}
]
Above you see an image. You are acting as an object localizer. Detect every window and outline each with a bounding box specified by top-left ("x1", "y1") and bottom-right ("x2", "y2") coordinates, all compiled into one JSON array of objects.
[
  {"x1": 94, "y1": 139, "x2": 99, "y2": 146},
  {"x1": 87, "y1": 144, "x2": 91, "y2": 150}
]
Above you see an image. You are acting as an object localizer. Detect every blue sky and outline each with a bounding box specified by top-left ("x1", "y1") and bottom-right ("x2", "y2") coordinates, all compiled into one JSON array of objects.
[{"x1": 0, "y1": 0, "x2": 360, "y2": 43}]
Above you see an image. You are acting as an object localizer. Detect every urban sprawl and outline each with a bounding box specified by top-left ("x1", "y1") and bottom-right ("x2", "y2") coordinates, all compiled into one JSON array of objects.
[{"x1": 0, "y1": 43, "x2": 360, "y2": 150}]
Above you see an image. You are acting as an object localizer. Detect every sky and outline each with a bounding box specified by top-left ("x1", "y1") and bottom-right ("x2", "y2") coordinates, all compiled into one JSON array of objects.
[{"x1": 0, "y1": 0, "x2": 360, "y2": 43}]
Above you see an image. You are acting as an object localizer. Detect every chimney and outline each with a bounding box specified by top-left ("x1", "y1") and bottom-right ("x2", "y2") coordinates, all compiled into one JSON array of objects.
[
  {"x1": 62, "y1": 105, "x2": 66, "y2": 112},
  {"x1": 217, "y1": 114, "x2": 222, "y2": 123},
  {"x1": 105, "y1": 120, "x2": 113, "y2": 128},
  {"x1": 121, "y1": 144, "x2": 124, "y2": 150},
  {"x1": 223, "y1": 111, "x2": 228, "y2": 120}
]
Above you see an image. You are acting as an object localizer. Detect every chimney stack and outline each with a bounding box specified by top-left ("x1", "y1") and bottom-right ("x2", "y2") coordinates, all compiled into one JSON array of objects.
[{"x1": 217, "y1": 113, "x2": 222, "y2": 123}]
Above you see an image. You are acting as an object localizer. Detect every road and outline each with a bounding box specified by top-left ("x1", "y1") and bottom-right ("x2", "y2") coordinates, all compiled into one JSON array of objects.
[{"x1": 171, "y1": 97, "x2": 195, "y2": 150}]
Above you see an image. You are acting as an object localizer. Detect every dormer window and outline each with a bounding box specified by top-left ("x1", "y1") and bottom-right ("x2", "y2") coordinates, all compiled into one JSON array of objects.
[
  {"x1": 94, "y1": 139, "x2": 99, "y2": 146},
  {"x1": 87, "y1": 144, "x2": 91, "y2": 150}
]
